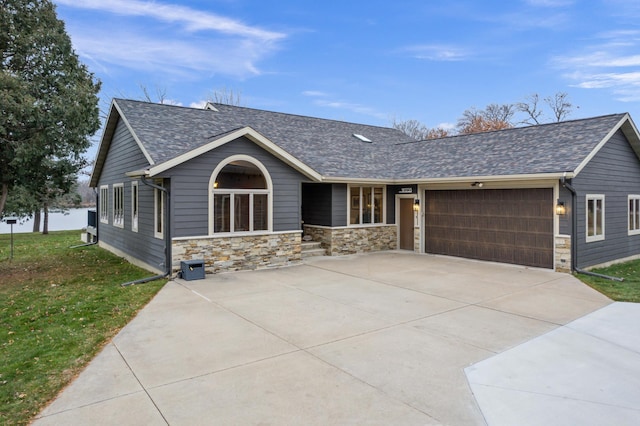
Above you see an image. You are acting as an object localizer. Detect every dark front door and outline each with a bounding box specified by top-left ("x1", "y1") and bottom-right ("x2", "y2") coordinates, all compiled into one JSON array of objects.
[
  {"x1": 399, "y1": 198, "x2": 415, "y2": 250},
  {"x1": 424, "y1": 188, "x2": 554, "y2": 268}
]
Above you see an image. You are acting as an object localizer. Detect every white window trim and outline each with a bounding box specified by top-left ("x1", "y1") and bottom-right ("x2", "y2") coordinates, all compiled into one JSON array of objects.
[
  {"x1": 208, "y1": 155, "x2": 273, "y2": 235},
  {"x1": 154, "y1": 180, "x2": 164, "y2": 239},
  {"x1": 629, "y1": 195, "x2": 640, "y2": 236},
  {"x1": 347, "y1": 185, "x2": 386, "y2": 226},
  {"x1": 113, "y1": 183, "x2": 124, "y2": 228},
  {"x1": 586, "y1": 194, "x2": 605, "y2": 243},
  {"x1": 131, "y1": 181, "x2": 139, "y2": 232},
  {"x1": 99, "y1": 185, "x2": 109, "y2": 224}
]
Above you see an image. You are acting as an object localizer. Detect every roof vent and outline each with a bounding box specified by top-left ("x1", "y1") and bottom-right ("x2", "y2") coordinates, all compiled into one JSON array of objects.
[
  {"x1": 353, "y1": 133, "x2": 372, "y2": 143},
  {"x1": 204, "y1": 102, "x2": 218, "y2": 111}
]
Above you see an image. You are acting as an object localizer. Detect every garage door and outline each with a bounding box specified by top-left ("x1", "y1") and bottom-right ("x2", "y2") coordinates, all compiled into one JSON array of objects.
[{"x1": 424, "y1": 188, "x2": 554, "y2": 269}]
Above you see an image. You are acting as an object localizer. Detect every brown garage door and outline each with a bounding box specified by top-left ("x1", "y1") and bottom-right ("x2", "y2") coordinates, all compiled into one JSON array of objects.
[{"x1": 424, "y1": 188, "x2": 554, "y2": 268}]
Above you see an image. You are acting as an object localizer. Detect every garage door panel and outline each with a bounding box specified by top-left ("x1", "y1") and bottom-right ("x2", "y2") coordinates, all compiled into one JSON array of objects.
[{"x1": 425, "y1": 189, "x2": 553, "y2": 269}]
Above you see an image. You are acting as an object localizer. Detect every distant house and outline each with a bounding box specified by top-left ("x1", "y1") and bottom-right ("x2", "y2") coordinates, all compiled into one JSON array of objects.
[{"x1": 89, "y1": 99, "x2": 640, "y2": 275}]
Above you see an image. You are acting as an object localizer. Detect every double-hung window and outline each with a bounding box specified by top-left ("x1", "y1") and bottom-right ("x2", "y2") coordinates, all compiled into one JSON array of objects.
[
  {"x1": 154, "y1": 180, "x2": 164, "y2": 239},
  {"x1": 131, "y1": 181, "x2": 139, "y2": 232},
  {"x1": 349, "y1": 186, "x2": 384, "y2": 225},
  {"x1": 629, "y1": 195, "x2": 640, "y2": 235},
  {"x1": 113, "y1": 184, "x2": 124, "y2": 228},
  {"x1": 586, "y1": 194, "x2": 605, "y2": 242},
  {"x1": 99, "y1": 185, "x2": 109, "y2": 224}
]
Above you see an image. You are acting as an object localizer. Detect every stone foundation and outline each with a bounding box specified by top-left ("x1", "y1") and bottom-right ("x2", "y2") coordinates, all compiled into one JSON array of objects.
[
  {"x1": 172, "y1": 231, "x2": 302, "y2": 274},
  {"x1": 555, "y1": 234, "x2": 571, "y2": 273},
  {"x1": 303, "y1": 224, "x2": 397, "y2": 255}
]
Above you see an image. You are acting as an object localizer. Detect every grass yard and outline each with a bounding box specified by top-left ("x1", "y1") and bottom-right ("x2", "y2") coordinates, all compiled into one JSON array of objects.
[
  {"x1": 577, "y1": 260, "x2": 640, "y2": 303},
  {"x1": 0, "y1": 230, "x2": 165, "y2": 425}
]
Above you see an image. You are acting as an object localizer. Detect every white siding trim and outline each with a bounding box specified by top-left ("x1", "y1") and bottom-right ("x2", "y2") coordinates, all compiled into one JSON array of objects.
[
  {"x1": 131, "y1": 181, "x2": 139, "y2": 232},
  {"x1": 573, "y1": 114, "x2": 629, "y2": 177},
  {"x1": 154, "y1": 181, "x2": 164, "y2": 239},
  {"x1": 322, "y1": 173, "x2": 574, "y2": 185},
  {"x1": 628, "y1": 195, "x2": 640, "y2": 236},
  {"x1": 208, "y1": 154, "x2": 274, "y2": 235},
  {"x1": 99, "y1": 185, "x2": 109, "y2": 224},
  {"x1": 113, "y1": 100, "x2": 155, "y2": 165},
  {"x1": 112, "y1": 183, "x2": 124, "y2": 228},
  {"x1": 586, "y1": 194, "x2": 605, "y2": 243},
  {"x1": 347, "y1": 185, "x2": 386, "y2": 226}
]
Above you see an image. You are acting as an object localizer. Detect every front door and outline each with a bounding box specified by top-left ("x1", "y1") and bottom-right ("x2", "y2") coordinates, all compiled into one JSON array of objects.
[{"x1": 399, "y1": 198, "x2": 414, "y2": 250}]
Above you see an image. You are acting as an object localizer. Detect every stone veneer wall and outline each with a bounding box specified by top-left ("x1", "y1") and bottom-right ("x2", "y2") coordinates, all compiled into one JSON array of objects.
[
  {"x1": 172, "y1": 231, "x2": 302, "y2": 274},
  {"x1": 555, "y1": 234, "x2": 571, "y2": 273},
  {"x1": 303, "y1": 224, "x2": 397, "y2": 255}
]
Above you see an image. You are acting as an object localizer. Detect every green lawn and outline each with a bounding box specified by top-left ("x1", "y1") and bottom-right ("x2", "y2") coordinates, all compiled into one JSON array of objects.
[
  {"x1": 577, "y1": 260, "x2": 640, "y2": 303},
  {"x1": 0, "y1": 231, "x2": 166, "y2": 425}
]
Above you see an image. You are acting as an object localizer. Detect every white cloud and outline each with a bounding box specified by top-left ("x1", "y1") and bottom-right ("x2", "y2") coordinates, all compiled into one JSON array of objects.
[
  {"x1": 55, "y1": 0, "x2": 285, "y2": 41},
  {"x1": 403, "y1": 44, "x2": 471, "y2": 61},
  {"x1": 553, "y1": 30, "x2": 640, "y2": 102},
  {"x1": 525, "y1": 0, "x2": 574, "y2": 7},
  {"x1": 306, "y1": 96, "x2": 388, "y2": 121},
  {"x1": 190, "y1": 100, "x2": 208, "y2": 109},
  {"x1": 302, "y1": 90, "x2": 330, "y2": 97},
  {"x1": 436, "y1": 122, "x2": 456, "y2": 131},
  {"x1": 56, "y1": 0, "x2": 286, "y2": 78},
  {"x1": 568, "y1": 71, "x2": 640, "y2": 89},
  {"x1": 303, "y1": 90, "x2": 390, "y2": 121}
]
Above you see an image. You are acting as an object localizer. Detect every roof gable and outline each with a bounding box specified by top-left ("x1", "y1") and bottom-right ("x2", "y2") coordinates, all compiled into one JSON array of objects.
[
  {"x1": 89, "y1": 100, "x2": 154, "y2": 187},
  {"x1": 146, "y1": 126, "x2": 322, "y2": 181},
  {"x1": 573, "y1": 113, "x2": 640, "y2": 177}
]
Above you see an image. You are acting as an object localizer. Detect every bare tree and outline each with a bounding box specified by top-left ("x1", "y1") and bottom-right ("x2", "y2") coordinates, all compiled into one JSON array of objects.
[
  {"x1": 140, "y1": 84, "x2": 169, "y2": 104},
  {"x1": 484, "y1": 103, "x2": 516, "y2": 124},
  {"x1": 546, "y1": 92, "x2": 573, "y2": 122},
  {"x1": 517, "y1": 94, "x2": 544, "y2": 125},
  {"x1": 209, "y1": 87, "x2": 243, "y2": 106},
  {"x1": 392, "y1": 118, "x2": 450, "y2": 140},
  {"x1": 518, "y1": 92, "x2": 573, "y2": 125}
]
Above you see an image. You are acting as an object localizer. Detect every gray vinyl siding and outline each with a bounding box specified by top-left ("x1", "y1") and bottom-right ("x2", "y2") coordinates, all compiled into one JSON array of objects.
[
  {"x1": 167, "y1": 136, "x2": 308, "y2": 237},
  {"x1": 331, "y1": 184, "x2": 348, "y2": 227},
  {"x1": 387, "y1": 185, "x2": 417, "y2": 224},
  {"x1": 302, "y1": 183, "x2": 332, "y2": 226},
  {"x1": 558, "y1": 185, "x2": 572, "y2": 235},
  {"x1": 96, "y1": 119, "x2": 165, "y2": 271},
  {"x1": 572, "y1": 130, "x2": 640, "y2": 268}
]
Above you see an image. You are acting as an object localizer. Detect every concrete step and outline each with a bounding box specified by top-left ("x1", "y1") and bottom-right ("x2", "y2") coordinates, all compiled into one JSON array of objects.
[
  {"x1": 301, "y1": 241, "x2": 322, "y2": 250},
  {"x1": 301, "y1": 241, "x2": 326, "y2": 258},
  {"x1": 301, "y1": 248, "x2": 327, "y2": 258}
]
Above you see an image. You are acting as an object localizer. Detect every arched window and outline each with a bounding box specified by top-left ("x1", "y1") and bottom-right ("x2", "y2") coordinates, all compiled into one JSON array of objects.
[{"x1": 209, "y1": 155, "x2": 272, "y2": 234}]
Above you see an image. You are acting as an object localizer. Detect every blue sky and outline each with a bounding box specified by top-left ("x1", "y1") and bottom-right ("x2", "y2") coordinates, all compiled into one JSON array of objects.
[{"x1": 53, "y1": 0, "x2": 640, "y2": 138}]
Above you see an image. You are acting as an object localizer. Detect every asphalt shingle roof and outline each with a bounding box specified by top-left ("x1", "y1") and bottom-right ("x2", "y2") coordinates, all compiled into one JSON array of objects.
[
  {"x1": 391, "y1": 113, "x2": 628, "y2": 179},
  {"x1": 113, "y1": 99, "x2": 628, "y2": 181}
]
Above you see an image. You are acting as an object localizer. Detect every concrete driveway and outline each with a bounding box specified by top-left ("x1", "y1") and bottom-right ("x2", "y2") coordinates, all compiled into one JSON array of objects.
[{"x1": 33, "y1": 252, "x2": 640, "y2": 425}]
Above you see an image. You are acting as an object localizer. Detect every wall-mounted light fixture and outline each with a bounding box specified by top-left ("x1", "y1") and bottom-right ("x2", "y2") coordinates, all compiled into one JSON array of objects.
[
  {"x1": 213, "y1": 181, "x2": 219, "y2": 189},
  {"x1": 556, "y1": 200, "x2": 566, "y2": 215},
  {"x1": 413, "y1": 198, "x2": 420, "y2": 212},
  {"x1": 471, "y1": 182, "x2": 484, "y2": 188}
]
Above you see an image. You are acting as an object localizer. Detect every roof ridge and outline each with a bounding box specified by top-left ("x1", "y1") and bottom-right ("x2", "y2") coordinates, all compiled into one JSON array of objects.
[
  {"x1": 114, "y1": 98, "x2": 214, "y2": 113},
  {"x1": 395, "y1": 112, "x2": 629, "y2": 146},
  {"x1": 209, "y1": 102, "x2": 402, "y2": 132}
]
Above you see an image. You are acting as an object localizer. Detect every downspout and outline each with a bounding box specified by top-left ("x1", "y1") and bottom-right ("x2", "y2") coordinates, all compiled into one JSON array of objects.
[
  {"x1": 561, "y1": 174, "x2": 623, "y2": 282},
  {"x1": 121, "y1": 175, "x2": 172, "y2": 287}
]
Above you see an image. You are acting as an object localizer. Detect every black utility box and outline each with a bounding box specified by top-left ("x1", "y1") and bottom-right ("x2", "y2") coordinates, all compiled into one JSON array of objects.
[{"x1": 180, "y1": 259, "x2": 205, "y2": 281}]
